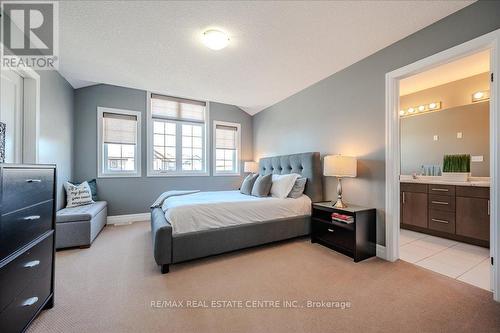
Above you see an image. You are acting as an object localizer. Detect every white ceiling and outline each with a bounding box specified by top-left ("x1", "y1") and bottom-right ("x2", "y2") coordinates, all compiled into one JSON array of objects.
[
  {"x1": 58, "y1": 1, "x2": 474, "y2": 115},
  {"x1": 400, "y1": 49, "x2": 490, "y2": 96}
]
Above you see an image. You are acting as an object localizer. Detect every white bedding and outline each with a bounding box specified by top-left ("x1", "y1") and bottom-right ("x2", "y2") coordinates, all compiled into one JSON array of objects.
[{"x1": 161, "y1": 190, "x2": 311, "y2": 235}]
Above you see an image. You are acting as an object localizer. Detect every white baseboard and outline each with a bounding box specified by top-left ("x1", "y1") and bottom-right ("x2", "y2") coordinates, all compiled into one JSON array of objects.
[
  {"x1": 376, "y1": 244, "x2": 386, "y2": 260},
  {"x1": 107, "y1": 213, "x2": 150, "y2": 225}
]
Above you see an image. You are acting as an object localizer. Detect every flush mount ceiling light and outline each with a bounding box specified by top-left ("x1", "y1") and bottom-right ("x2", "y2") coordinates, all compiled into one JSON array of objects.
[{"x1": 202, "y1": 29, "x2": 230, "y2": 50}]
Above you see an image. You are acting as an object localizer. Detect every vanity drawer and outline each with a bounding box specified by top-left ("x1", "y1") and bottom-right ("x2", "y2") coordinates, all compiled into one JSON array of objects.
[
  {"x1": 456, "y1": 186, "x2": 489, "y2": 199},
  {"x1": 401, "y1": 183, "x2": 427, "y2": 193},
  {"x1": 0, "y1": 233, "x2": 53, "y2": 313},
  {"x1": 429, "y1": 194, "x2": 455, "y2": 212},
  {"x1": 1, "y1": 168, "x2": 54, "y2": 215},
  {"x1": 428, "y1": 210, "x2": 455, "y2": 234},
  {"x1": 428, "y1": 185, "x2": 455, "y2": 196},
  {"x1": 0, "y1": 262, "x2": 52, "y2": 333},
  {"x1": 0, "y1": 201, "x2": 54, "y2": 261}
]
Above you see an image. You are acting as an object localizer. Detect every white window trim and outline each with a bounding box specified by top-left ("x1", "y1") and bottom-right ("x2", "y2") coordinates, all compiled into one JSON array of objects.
[
  {"x1": 146, "y1": 92, "x2": 210, "y2": 177},
  {"x1": 97, "y1": 107, "x2": 142, "y2": 178},
  {"x1": 213, "y1": 120, "x2": 241, "y2": 177}
]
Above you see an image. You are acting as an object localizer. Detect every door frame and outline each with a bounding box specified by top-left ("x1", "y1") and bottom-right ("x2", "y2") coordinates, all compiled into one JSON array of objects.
[
  {"x1": 1, "y1": 65, "x2": 40, "y2": 163},
  {"x1": 385, "y1": 28, "x2": 500, "y2": 301}
]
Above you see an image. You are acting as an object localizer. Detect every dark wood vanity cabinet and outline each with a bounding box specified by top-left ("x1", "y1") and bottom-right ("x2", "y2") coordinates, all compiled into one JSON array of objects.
[
  {"x1": 401, "y1": 183, "x2": 428, "y2": 229},
  {"x1": 401, "y1": 182, "x2": 489, "y2": 247}
]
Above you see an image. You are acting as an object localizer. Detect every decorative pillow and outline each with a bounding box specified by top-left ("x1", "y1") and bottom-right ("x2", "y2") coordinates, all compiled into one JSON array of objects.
[
  {"x1": 68, "y1": 179, "x2": 98, "y2": 201},
  {"x1": 64, "y1": 181, "x2": 94, "y2": 208},
  {"x1": 240, "y1": 173, "x2": 259, "y2": 195},
  {"x1": 288, "y1": 177, "x2": 307, "y2": 198},
  {"x1": 251, "y1": 174, "x2": 273, "y2": 197},
  {"x1": 270, "y1": 173, "x2": 300, "y2": 198}
]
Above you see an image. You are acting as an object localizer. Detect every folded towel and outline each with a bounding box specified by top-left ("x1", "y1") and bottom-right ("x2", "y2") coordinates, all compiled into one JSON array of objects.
[{"x1": 150, "y1": 190, "x2": 200, "y2": 208}]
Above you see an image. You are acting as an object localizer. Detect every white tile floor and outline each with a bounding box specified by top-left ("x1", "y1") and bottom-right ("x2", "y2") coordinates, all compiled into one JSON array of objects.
[{"x1": 399, "y1": 229, "x2": 492, "y2": 291}]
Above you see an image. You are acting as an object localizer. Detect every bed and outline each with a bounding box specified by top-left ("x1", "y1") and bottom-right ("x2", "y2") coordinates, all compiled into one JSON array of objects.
[{"x1": 150, "y1": 152, "x2": 323, "y2": 273}]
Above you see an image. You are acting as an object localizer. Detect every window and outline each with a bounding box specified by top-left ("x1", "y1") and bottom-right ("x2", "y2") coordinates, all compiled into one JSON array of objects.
[
  {"x1": 148, "y1": 94, "x2": 208, "y2": 176},
  {"x1": 214, "y1": 121, "x2": 241, "y2": 175},
  {"x1": 97, "y1": 107, "x2": 141, "y2": 177}
]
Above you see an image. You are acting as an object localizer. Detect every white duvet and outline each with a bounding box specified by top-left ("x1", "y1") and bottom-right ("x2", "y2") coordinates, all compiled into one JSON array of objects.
[{"x1": 161, "y1": 190, "x2": 312, "y2": 235}]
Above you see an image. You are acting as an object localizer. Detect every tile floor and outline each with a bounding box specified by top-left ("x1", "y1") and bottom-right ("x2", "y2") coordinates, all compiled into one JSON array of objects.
[{"x1": 399, "y1": 229, "x2": 492, "y2": 291}]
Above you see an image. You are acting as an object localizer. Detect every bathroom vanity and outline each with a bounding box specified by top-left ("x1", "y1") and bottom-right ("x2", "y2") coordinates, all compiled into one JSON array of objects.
[{"x1": 400, "y1": 177, "x2": 490, "y2": 247}]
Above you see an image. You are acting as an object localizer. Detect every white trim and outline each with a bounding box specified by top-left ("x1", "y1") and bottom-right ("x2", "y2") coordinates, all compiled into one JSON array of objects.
[
  {"x1": 385, "y1": 29, "x2": 500, "y2": 302},
  {"x1": 213, "y1": 120, "x2": 241, "y2": 176},
  {"x1": 376, "y1": 244, "x2": 386, "y2": 260},
  {"x1": 146, "y1": 92, "x2": 210, "y2": 177},
  {"x1": 97, "y1": 107, "x2": 142, "y2": 178},
  {"x1": 107, "y1": 213, "x2": 150, "y2": 225}
]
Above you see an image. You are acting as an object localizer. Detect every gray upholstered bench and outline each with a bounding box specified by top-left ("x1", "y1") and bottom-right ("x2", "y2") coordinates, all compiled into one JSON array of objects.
[{"x1": 56, "y1": 201, "x2": 108, "y2": 249}]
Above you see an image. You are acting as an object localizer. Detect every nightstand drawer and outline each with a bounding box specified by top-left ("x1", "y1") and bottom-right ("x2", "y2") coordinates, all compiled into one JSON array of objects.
[{"x1": 313, "y1": 222, "x2": 354, "y2": 252}]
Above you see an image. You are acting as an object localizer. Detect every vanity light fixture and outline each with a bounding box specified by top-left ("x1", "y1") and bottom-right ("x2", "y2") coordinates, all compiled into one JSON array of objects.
[
  {"x1": 202, "y1": 29, "x2": 230, "y2": 50},
  {"x1": 472, "y1": 90, "x2": 490, "y2": 103},
  {"x1": 400, "y1": 101, "x2": 442, "y2": 118}
]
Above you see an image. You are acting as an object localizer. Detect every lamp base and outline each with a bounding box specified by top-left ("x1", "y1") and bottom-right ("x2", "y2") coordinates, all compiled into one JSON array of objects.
[{"x1": 332, "y1": 198, "x2": 348, "y2": 208}]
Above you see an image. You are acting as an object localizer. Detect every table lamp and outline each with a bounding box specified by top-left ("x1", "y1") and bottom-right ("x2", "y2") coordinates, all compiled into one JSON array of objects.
[
  {"x1": 244, "y1": 161, "x2": 259, "y2": 174},
  {"x1": 324, "y1": 155, "x2": 357, "y2": 208}
]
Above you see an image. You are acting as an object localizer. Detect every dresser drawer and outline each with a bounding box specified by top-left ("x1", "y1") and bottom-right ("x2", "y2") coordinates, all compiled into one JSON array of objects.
[
  {"x1": 0, "y1": 261, "x2": 52, "y2": 333},
  {"x1": 429, "y1": 194, "x2": 455, "y2": 212},
  {"x1": 0, "y1": 233, "x2": 53, "y2": 313},
  {"x1": 428, "y1": 184, "x2": 455, "y2": 196},
  {"x1": 313, "y1": 221, "x2": 354, "y2": 252},
  {"x1": 428, "y1": 210, "x2": 455, "y2": 234},
  {"x1": 0, "y1": 201, "x2": 53, "y2": 261},
  {"x1": 1, "y1": 168, "x2": 54, "y2": 215}
]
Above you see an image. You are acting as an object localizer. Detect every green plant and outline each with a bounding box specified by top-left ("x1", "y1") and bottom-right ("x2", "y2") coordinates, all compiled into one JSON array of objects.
[{"x1": 443, "y1": 154, "x2": 470, "y2": 173}]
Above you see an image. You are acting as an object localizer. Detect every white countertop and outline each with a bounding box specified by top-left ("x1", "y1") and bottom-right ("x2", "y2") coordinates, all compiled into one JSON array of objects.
[{"x1": 400, "y1": 175, "x2": 490, "y2": 187}]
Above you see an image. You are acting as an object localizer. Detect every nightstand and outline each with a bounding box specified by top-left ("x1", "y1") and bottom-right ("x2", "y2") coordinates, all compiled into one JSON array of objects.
[{"x1": 311, "y1": 202, "x2": 376, "y2": 262}]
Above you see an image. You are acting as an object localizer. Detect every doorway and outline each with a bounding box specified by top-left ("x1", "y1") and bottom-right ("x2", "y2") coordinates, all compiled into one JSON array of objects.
[
  {"x1": 0, "y1": 66, "x2": 40, "y2": 163},
  {"x1": 385, "y1": 29, "x2": 500, "y2": 301}
]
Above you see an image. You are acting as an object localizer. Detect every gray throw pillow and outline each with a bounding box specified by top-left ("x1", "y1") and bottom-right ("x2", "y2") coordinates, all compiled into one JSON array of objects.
[
  {"x1": 240, "y1": 173, "x2": 258, "y2": 195},
  {"x1": 251, "y1": 174, "x2": 273, "y2": 197},
  {"x1": 288, "y1": 177, "x2": 307, "y2": 198}
]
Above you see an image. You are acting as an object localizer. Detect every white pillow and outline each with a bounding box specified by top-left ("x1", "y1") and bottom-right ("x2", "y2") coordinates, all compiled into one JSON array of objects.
[
  {"x1": 270, "y1": 173, "x2": 300, "y2": 198},
  {"x1": 64, "y1": 181, "x2": 94, "y2": 208}
]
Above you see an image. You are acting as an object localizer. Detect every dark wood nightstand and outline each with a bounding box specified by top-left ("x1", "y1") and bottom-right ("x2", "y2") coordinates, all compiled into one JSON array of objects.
[{"x1": 311, "y1": 202, "x2": 376, "y2": 262}]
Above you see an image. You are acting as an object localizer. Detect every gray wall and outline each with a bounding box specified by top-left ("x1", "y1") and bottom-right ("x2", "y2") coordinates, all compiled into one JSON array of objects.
[
  {"x1": 253, "y1": 1, "x2": 500, "y2": 246},
  {"x1": 37, "y1": 71, "x2": 74, "y2": 210},
  {"x1": 401, "y1": 102, "x2": 489, "y2": 176},
  {"x1": 73, "y1": 84, "x2": 253, "y2": 215}
]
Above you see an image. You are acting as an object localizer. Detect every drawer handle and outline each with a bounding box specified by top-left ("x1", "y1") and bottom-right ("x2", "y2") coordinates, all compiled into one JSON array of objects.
[
  {"x1": 327, "y1": 228, "x2": 334, "y2": 233},
  {"x1": 431, "y1": 201, "x2": 449, "y2": 205},
  {"x1": 26, "y1": 179, "x2": 42, "y2": 183},
  {"x1": 432, "y1": 218, "x2": 449, "y2": 224},
  {"x1": 23, "y1": 215, "x2": 41, "y2": 221},
  {"x1": 24, "y1": 260, "x2": 40, "y2": 268},
  {"x1": 431, "y1": 188, "x2": 449, "y2": 192},
  {"x1": 21, "y1": 297, "x2": 39, "y2": 307}
]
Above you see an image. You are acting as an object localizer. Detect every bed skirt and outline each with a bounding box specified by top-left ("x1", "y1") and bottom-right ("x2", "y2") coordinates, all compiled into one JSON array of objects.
[{"x1": 150, "y1": 207, "x2": 311, "y2": 272}]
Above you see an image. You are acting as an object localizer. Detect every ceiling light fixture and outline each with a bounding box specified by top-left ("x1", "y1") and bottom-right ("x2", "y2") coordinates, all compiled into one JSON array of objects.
[{"x1": 202, "y1": 29, "x2": 230, "y2": 50}]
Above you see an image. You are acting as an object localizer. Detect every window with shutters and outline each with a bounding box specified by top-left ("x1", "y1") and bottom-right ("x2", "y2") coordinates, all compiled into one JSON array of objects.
[
  {"x1": 214, "y1": 121, "x2": 241, "y2": 175},
  {"x1": 147, "y1": 93, "x2": 208, "y2": 176},
  {"x1": 97, "y1": 107, "x2": 142, "y2": 177}
]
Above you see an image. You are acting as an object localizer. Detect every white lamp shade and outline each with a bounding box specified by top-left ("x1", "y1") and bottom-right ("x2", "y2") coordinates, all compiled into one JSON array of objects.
[
  {"x1": 324, "y1": 155, "x2": 357, "y2": 177},
  {"x1": 244, "y1": 161, "x2": 259, "y2": 173}
]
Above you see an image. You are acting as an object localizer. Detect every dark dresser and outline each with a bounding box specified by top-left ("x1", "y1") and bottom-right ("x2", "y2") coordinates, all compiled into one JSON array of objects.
[
  {"x1": 311, "y1": 202, "x2": 376, "y2": 262},
  {"x1": 0, "y1": 164, "x2": 56, "y2": 333}
]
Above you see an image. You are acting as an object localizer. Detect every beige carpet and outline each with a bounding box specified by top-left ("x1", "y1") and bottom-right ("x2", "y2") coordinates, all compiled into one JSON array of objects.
[{"x1": 28, "y1": 221, "x2": 500, "y2": 333}]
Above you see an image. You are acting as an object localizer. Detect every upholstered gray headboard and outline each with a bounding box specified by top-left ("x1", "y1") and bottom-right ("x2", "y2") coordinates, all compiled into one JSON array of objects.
[{"x1": 259, "y1": 152, "x2": 323, "y2": 202}]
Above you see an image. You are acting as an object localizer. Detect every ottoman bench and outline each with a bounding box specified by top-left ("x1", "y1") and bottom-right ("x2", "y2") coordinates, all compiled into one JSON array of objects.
[{"x1": 56, "y1": 201, "x2": 108, "y2": 249}]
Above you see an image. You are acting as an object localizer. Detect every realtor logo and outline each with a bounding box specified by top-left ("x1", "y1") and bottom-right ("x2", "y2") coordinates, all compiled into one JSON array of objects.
[{"x1": 1, "y1": 0, "x2": 59, "y2": 69}]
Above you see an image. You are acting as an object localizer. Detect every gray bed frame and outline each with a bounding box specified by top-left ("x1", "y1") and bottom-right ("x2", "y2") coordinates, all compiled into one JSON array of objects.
[{"x1": 150, "y1": 152, "x2": 323, "y2": 274}]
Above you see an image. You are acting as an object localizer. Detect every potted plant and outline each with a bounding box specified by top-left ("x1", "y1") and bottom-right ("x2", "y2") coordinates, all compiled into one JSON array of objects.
[{"x1": 442, "y1": 154, "x2": 471, "y2": 182}]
